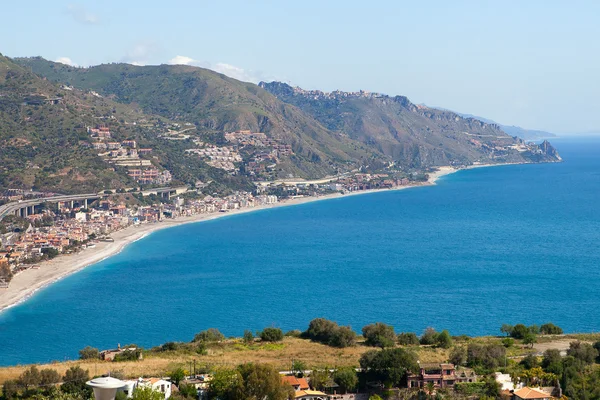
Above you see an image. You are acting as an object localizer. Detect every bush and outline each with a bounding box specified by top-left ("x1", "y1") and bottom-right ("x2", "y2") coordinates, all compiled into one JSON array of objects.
[
  {"x1": 304, "y1": 318, "x2": 355, "y2": 348},
  {"x1": 449, "y1": 346, "x2": 467, "y2": 366},
  {"x1": 113, "y1": 348, "x2": 142, "y2": 362},
  {"x1": 260, "y1": 327, "x2": 284, "y2": 342},
  {"x1": 540, "y1": 323, "x2": 563, "y2": 335},
  {"x1": 362, "y1": 323, "x2": 396, "y2": 348},
  {"x1": 285, "y1": 329, "x2": 302, "y2": 338},
  {"x1": 510, "y1": 324, "x2": 529, "y2": 339},
  {"x1": 243, "y1": 330, "x2": 254, "y2": 343},
  {"x1": 520, "y1": 354, "x2": 539, "y2": 369},
  {"x1": 420, "y1": 327, "x2": 438, "y2": 345},
  {"x1": 467, "y1": 343, "x2": 506, "y2": 370},
  {"x1": 397, "y1": 332, "x2": 420, "y2": 346},
  {"x1": 330, "y1": 326, "x2": 356, "y2": 348},
  {"x1": 437, "y1": 330, "x2": 453, "y2": 349},
  {"x1": 160, "y1": 342, "x2": 181, "y2": 351},
  {"x1": 567, "y1": 341, "x2": 598, "y2": 364},
  {"x1": 79, "y1": 346, "x2": 100, "y2": 360},
  {"x1": 502, "y1": 338, "x2": 514, "y2": 348},
  {"x1": 332, "y1": 367, "x2": 358, "y2": 393},
  {"x1": 192, "y1": 328, "x2": 225, "y2": 343}
]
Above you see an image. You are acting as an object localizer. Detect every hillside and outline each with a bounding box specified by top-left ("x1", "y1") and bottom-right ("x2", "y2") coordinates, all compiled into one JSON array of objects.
[
  {"x1": 451, "y1": 112, "x2": 557, "y2": 140},
  {"x1": 14, "y1": 57, "x2": 385, "y2": 180},
  {"x1": 259, "y1": 82, "x2": 561, "y2": 167},
  {"x1": 0, "y1": 55, "x2": 278, "y2": 194}
]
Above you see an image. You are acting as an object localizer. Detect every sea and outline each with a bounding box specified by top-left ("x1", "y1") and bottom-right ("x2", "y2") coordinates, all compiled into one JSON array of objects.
[{"x1": 0, "y1": 137, "x2": 599, "y2": 366}]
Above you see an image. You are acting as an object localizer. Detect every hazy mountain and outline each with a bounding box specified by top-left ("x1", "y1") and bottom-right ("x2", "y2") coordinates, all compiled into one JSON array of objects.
[{"x1": 259, "y1": 81, "x2": 561, "y2": 167}]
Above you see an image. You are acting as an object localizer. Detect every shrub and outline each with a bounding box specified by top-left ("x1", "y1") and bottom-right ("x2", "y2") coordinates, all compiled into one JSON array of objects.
[
  {"x1": 243, "y1": 330, "x2": 254, "y2": 344},
  {"x1": 285, "y1": 329, "x2": 302, "y2": 337},
  {"x1": 567, "y1": 341, "x2": 598, "y2": 364},
  {"x1": 449, "y1": 346, "x2": 467, "y2": 366},
  {"x1": 362, "y1": 323, "x2": 396, "y2": 348},
  {"x1": 304, "y1": 318, "x2": 355, "y2": 348},
  {"x1": 467, "y1": 343, "x2": 506, "y2": 370},
  {"x1": 397, "y1": 332, "x2": 420, "y2": 346},
  {"x1": 333, "y1": 367, "x2": 358, "y2": 393},
  {"x1": 260, "y1": 327, "x2": 284, "y2": 342},
  {"x1": 510, "y1": 324, "x2": 529, "y2": 339},
  {"x1": 192, "y1": 328, "x2": 225, "y2": 343},
  {"x1": 420, "y1": 327, "x2": 438, "y2": 345},
  {"x1": 502, "y1": 338, "x2": 514, "y2": 348},
  {"x1": 540, "y1": 323, "x2": 563, "y2": 335},
  {"x1": 520, "y1": 354, "x2": 539, "y2": 369},
  {"x1": 437, "y1": 330, "x2": 453, "y2": 349}
]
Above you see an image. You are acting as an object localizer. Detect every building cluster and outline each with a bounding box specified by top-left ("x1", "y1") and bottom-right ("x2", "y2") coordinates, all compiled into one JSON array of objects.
[
  {"x1": 185, "y1": 146, "x2": 243, "y2": 171},
  {"x1": 85, "y1": 126, "x2": 171, "y2": 185}
]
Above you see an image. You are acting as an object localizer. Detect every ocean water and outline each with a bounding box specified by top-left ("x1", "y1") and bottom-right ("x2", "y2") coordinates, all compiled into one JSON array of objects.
[{"x1": 0, "y1": 137, "x2": 599, "y2": 366}]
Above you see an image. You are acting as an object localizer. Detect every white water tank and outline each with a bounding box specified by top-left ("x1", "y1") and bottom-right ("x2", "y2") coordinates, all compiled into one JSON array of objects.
[{"x1": 86, "y1": 376, "x2": 126, "y2": 400}]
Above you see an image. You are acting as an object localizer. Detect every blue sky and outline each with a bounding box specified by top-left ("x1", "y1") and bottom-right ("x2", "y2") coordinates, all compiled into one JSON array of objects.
[{"x1": 2, "y1": 1, "x2": 599, "y2": 133}]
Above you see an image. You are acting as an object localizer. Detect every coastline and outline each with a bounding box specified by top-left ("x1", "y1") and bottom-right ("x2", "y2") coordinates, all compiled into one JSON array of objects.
[{"x1": 0, "y1": 164, "x2": 470, "y2": 313}]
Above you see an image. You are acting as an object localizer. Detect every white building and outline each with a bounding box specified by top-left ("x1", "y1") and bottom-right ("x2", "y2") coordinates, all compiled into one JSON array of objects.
[{"x1": 120, "y1": 378, "x2": 172, "y2": 399}]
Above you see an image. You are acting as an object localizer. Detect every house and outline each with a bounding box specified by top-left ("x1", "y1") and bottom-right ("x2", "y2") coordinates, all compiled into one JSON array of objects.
[
  {"x1": 407, "y1": 363, "x2": 476, "y2": 389},
  {"x1": 511, "y1": 387, "x2": 555, "y2": 400},
  {"x1": 121, "y1": 378, "x2": 172, "y2": 399},
  {"x1": 295, "y1": 390, "x2": 329, "y2": 400},
  {"x1": 282, "y1": 376, "x2": 310, "y2": 391}
]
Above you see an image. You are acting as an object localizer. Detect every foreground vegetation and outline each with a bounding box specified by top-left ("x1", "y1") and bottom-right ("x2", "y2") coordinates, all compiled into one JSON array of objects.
[{"x1": 3, "y1": 320, "x2": 600, "y2": 399}]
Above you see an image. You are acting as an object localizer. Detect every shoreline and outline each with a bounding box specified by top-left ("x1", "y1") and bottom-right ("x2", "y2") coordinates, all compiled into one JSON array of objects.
[{"x1": 0, "y1": 163, "x2": 494, "y2": 313}]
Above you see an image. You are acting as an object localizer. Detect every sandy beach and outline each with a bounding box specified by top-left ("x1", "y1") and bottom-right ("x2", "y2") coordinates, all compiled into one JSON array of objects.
[{"x1": 0, "y1": 165, "x2": 465, "y2": 313}]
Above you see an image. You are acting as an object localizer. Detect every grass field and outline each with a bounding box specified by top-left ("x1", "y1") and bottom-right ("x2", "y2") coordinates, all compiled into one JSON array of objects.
[{"x1": 1, "y1": 333, "x2": 597, "y2": 384}]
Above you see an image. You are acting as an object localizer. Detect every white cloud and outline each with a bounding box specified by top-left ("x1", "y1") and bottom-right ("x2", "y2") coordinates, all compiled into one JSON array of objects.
[
  {"x1": 167, "y1": 55, "x2": 272, "y2": 83},
  {"x1": 121, "y1": 42, "x2": 161, "y2": 66},
  {"x1": 55, "y1": 57, "x2": 77, "y2": 67},
  {"x1": 168, "y1": 55, "x2": 195, "y2": 65},
  {"x1": 66, "y1": 4, "x2": 99, "y2": 25}
]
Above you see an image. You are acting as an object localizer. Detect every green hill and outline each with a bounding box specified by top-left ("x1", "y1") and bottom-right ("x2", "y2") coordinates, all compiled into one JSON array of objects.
[{"x1": 259, "y1": 81, "x2": 561, "y2": 167}]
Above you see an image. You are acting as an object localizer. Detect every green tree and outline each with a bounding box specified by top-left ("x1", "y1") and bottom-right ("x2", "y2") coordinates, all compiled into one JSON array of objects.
[
  {"x1": 61, "y1": 366, "x2": 90, "y2": 395},
  {"x1": 502, "y1": 338, "x2": 514, "y2": 348},
  {"x1": 500, "y1": 324, "x2": 513, "y2": 336},
  {"x1": 397, "y1": 332, "x2": 420, "y2": 346},
  {"x1": 359, "y1": 348, "x2": 418, "y2": 387},
  {"x1": 207, "y1": 368, "x2": 242, "y2": 400},
  {"x1": 368, "y1": 396, "x2": 383, "y2": 400},
  {"x1": 178, "y1": 383, "x2": 198, "y2": 398},
  {"x1": 192, "y1": 328, "x2": 225, "y2": 343},
  {"x1": 362, "y1": 322, "x2": 396, "y2": 348},
  {"x1": 541, "y1": 349, "x2": 563, "y2": 376},
  {"x1": 540, "y1": 323, "x2": 563, "y2": 335},
  {"x1": 2, "y1": 379, "x2": 19, "y2": 400},
  {"x1": 291, "y1": 360, "x2": 306, "y2": 377},
  {"x1": 510, "y1": 324, "x2": 529, "y2": 339},
  {"x1": 333, "y1": 367, "x2": 358, "y2": 393},
  {"x1": 260, "y1": 327, "x2": 284, "y2": 342},
  {"x1": 39, "y1": 368, "x2": 61, "y2": 387},
  {"x1": 78, "y1": 346, "x2": 100, "y2": 360},
  {"x1": 523, "y1": 333, "x2": 537, "y2": 348},
  {"x1": 520, "y1": 354, "x2": 539, "y2": 369},
  {"x1": 420, "y1": 327, "x2": 438, "y2": 345},
  {"x1": 567, "y1": 341, "x2": 598, "y2": 364},
  {"x1": 238, "y1": 363, "x2": 294, "y2": 400},
  {"x1": 449, "y1": 346, "x2": 467, "y2": 366},
  {"x1": 330, "y1": 326, "x2": 356, "y2": 348},
  {"x1": 243, "y1": 330, "x2": 254, "y2": 344},
  {"x1": 169, "y1": 367, "x2": 186, "y2": 386},
  {"x1": 309, "y1": 369, "x2": 330, "y2": 391},
  {"x1": 436, "y1": 330, "x2": 453, "y2": 349},
  {"x1": 132, "y1": 386, "x2": 164, "y2": 400},
  {"x1": 18, "y1": 365, "x2": 41, "y2": 391}
]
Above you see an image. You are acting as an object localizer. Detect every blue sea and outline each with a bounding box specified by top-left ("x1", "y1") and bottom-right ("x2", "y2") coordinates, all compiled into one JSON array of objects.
[{"x1": 1, "y1": 137, "x2": 599, "y2": 366}]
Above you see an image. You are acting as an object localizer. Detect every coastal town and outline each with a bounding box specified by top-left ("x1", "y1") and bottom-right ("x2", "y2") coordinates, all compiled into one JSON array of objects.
[{"x1": 0, "y1": 160, "x2": 425, "y2": 291}]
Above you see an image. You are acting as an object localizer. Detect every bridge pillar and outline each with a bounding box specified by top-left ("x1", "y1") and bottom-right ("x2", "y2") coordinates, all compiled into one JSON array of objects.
[
  {"x1": 84, "y1": 199, "x2": 88, "y2": 209},
  {"x1": 70, "y1": 200, "x2": 74, "y2": 209},
  {"x1": 22, "y1": 207, "x2": 27, "y2": 217}
]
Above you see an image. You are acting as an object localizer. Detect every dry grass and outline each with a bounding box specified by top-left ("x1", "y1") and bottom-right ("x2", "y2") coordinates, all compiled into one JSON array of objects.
[{"x1": 0, "y1": 337, "x2": 449, "y2": 384}]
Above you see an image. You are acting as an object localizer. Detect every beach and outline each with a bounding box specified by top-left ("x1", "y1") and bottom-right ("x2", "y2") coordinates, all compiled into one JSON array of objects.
[{"x1": 0, "y1": 166, "x2": 463, "y2": 313}]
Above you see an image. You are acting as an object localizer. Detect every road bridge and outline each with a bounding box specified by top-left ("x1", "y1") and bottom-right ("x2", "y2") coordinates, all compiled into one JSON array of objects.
[{"x1": 0, "y1": 194, "x2": 101, "y2": 221}]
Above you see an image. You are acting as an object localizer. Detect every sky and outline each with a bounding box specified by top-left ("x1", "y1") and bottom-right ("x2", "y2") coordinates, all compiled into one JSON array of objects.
[{"x1": 2, "y1": 1, "x2": 599, "y2": 134}]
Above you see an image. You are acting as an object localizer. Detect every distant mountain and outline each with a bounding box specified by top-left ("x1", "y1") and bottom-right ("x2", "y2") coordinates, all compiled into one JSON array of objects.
[
  {"x1": 14, "y1": 57, "x2": 383, "y2": 180},
  {"x1": 259, "y1": 81, "x2": 561, "y2": 167},
  {"x1": 436, "y1": 110, "x2": 557, "y2": 140},
  {"x1": 1, "y1": 56, "x2": 561, "y2": 195}
]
